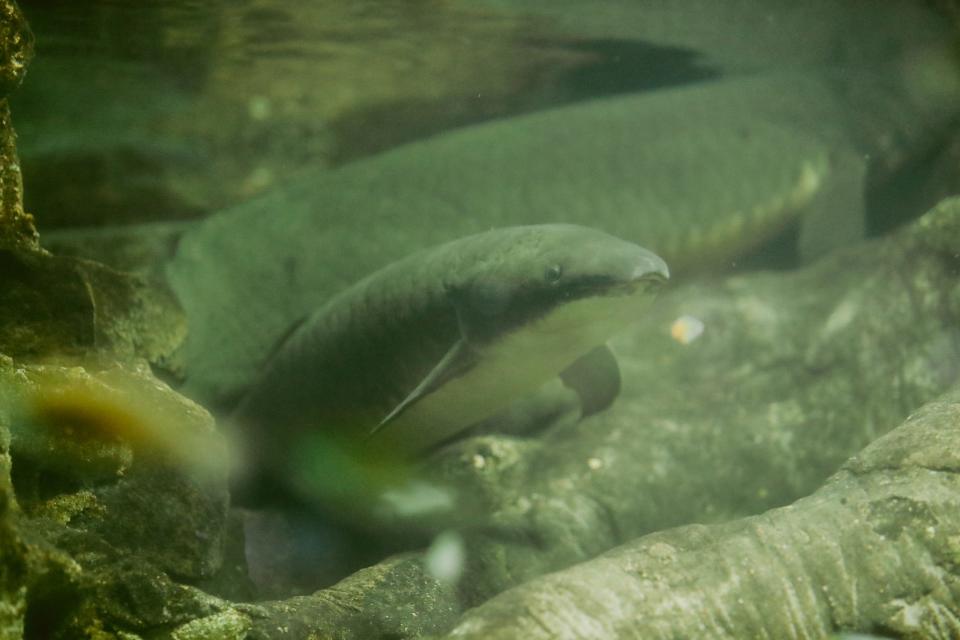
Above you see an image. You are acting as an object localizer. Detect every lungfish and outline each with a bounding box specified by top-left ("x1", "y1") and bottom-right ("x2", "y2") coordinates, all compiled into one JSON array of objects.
[{"x1": 233, "y1": 224, "x2": 667, "y2": 472}]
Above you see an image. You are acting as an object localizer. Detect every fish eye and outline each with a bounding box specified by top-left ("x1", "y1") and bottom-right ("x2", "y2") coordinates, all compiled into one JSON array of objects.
[{"x1": 544, "y1": 264, "x2": 563, "y2": 284}]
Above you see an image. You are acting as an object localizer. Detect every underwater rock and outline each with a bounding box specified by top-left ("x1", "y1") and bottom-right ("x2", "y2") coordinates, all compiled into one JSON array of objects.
[
  {"x1": 0, "y1": 100, "x2": 33, "y2": 253},
  {"x1": 0, "y1": 248, "x2": 186, "y2": 369},
  {"x1": 0, "y1": 2, "x2": 184, "y2": 371},
  {"x1": 441, "y1": 385, "x2": 960, "y2": 639},
  {"x1": 242, "y1": 554, "x2": 461, "y2": 640},
  {"x1": 6, "y1": 361, "x2": 231, "y2": 580},
  {"x1": 0, "y1": 0, "x2": 33, "y2": 253},
  {"x1": 0, "y1": 1, "x2": 31, "y2": 100},
  {"x1": 0, "y1": 358, "x2": 237, "y2": 638},
  {"x1": 39, "y1": 221, "x2": 190, "y2": 275},
  {"x1": 0, "y1": 428, "x2": 26, "y2": 639}
]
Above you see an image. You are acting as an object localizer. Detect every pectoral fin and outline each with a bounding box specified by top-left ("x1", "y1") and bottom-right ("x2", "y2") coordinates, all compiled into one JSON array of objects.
[
  {"x1": 372, "y1": 339, "x2": 479, "y2": 435},
  {"x1": 559, "y1": 344, "x2": 622, "y2": 418}
]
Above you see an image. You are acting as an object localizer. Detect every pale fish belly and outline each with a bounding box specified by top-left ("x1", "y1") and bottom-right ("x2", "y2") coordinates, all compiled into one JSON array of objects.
[{"x1": 375, "y1": 290, "x2": 656, "y2": 453}]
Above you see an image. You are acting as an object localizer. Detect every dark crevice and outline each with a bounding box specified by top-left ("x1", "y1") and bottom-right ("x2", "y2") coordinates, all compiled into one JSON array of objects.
[
  {"x1": 22, "y1": 570, "x2": 84, "y2": 640},
  {"x1": 9, "y1": 456, "x2": 86, "y2": 508}
]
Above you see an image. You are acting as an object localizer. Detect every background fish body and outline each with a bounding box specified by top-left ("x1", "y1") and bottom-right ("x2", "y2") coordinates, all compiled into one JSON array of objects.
[{"x1": 232, "y1": 224, "x2": 667, "y2": 464}]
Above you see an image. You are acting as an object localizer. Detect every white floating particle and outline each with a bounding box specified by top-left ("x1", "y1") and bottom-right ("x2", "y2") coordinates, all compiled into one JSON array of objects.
[
  {"x1": 424, "y1": 530, "x2": 466, "y2": 585},
  {"x1": 671, "y1": 314, "x2": 705, "y2": 345}
]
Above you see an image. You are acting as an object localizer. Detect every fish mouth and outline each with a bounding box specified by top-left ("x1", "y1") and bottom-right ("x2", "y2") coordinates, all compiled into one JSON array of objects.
[
  {"x1": 633, "y1": 270, "x2": 669, "y2": 291},
  {"x1": 574, "y1": 271, "x2": 667, "y2": 299},
  {"x1": 631, "y1": 252, "x2": 670, "y2": 282},
  {"x1": 627, "y1": 252, "x2": 670, "y2": 292},
  {"x1": 606, "y1": 275, "x2": 666, "y2": 297},
  {"x1": 605, "y1": 256, "x2": 670, "y2": 296},
  {"x1": 550, "y1": 251, "x2": 669, "y2": 301}
]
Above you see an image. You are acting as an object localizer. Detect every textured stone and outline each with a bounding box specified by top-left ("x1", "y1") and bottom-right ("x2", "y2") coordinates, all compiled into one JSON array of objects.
[
  {"x1": 0, "y1": 1, "x2": 33, "y2": 253},
  {"x1": 0, "y1": 248, "x2": 186, "y2": 368},
  {"x1": 442, "y1": 386, "x2": 960, "y2": 639},
  {"x1": 0, "y1": 1, "x2": 31, "y2": 99},
  {"x1": 0, "y1": 360, "x2": 235, "y2": 639}
]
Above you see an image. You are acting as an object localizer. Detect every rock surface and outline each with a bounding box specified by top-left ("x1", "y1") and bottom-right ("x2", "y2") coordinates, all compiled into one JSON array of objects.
[
  {"x1": 0, "y1": 359, "x2": 235, "y2": 639},
  {"x1": 0, "y1": 249, "x2": 186, "y2": 368},
  {"x1": 0, "y1": 0, "x2": 31, "y2": 252},
  {"x1": 442, "y1": 385, "x2": 960, "y2": 639},
  {"x1": 0, "y1": 7, "x2": 232, "y2": 638}
]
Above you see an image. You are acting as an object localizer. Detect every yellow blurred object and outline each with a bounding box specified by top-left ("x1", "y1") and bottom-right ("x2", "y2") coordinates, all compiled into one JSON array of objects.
[
  {"x1": 30, "y1": 386, "x2": 153, "y2": 444},
  {"x1": 19, "y1": 367, "x2": 231, "y2": 481},
  {"x1": 670, "y1": 314, "x2": 705, "y2": 345},
  {"x1": 670, "y1": 315, "x2": 705, "y2": 345}
]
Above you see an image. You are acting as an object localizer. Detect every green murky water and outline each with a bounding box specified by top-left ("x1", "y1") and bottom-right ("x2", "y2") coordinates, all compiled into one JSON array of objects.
[{"x1": 3, "y1": 2, "x2": 960, "y2": 638}]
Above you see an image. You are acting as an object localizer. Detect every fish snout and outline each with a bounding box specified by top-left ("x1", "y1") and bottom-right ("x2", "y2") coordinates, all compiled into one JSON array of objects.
[{"x1": 629, "y1": 250, "x2": 670, "y2": 288}]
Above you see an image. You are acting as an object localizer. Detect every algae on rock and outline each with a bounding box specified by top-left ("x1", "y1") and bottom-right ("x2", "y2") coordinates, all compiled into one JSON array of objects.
[
  {"x1": 0, "y1": 360, "x2": 238, "y2": 639},
  {"x1": 0, "y1": 1, "x2": 185, "y2": 371},
  {"x1": 0, "y1": 0, "x2": 31, "y2": 253}
]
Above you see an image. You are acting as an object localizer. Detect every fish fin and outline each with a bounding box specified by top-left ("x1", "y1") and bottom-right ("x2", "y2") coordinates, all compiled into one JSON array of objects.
[
  {"x1": 372, "y1": 339, "x2": 479, "y2": 435},
  {"x1": 559, "y1": 344, "x2": 621, "y2": 418}
]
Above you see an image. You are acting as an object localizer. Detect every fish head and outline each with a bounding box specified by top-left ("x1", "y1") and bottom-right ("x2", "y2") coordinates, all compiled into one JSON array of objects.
[
  {"x1": 534, "y1": 224, "x2": 670, "y2": 298},
  {"x1": 449, "y1": 224, "x2": 669, "y2": 344}
]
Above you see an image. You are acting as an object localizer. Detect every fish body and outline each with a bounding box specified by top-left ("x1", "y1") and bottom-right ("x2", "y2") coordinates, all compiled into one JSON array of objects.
[{"x1": 232, "y1": 224, "x2": 667, "y2": 471}]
